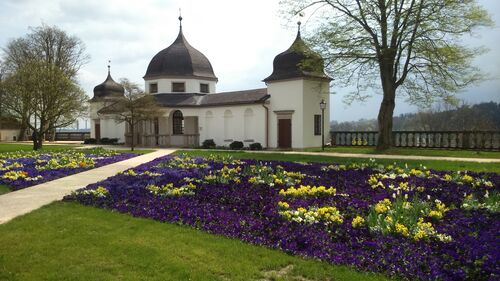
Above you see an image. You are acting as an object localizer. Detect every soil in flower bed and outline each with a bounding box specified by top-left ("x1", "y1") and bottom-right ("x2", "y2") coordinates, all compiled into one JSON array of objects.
[
  {"x1": 0, "y1": 148, "x2": 137, "y2": 191},
  {"x1": 65, "y1": 154, "x2": 500, "y2": 280}
]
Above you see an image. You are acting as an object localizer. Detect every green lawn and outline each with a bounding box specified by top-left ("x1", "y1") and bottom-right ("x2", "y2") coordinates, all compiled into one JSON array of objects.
[
  {"x1": 0, "y1": 202, "x2": 388, "y2": 281},
  {"x1": 0, "y1": 184, "x2": 10, "y2": 195},
  {"x1": 304, "y1": 146, "x2": 500, "y2": 159},
  {"x1": 0, "y1": 143, "x2": 81, "y2": 153},
  {"x1": 179, "y1": 150, "x2": 500, "y2": 173}
]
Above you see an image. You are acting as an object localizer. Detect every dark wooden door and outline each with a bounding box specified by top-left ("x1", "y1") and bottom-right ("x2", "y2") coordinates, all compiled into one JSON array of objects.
[
  {"x1": 95, "y1": 123, "x2": 101, "y2": 140},
  {"x1": 278, "y1": 119, "x2": 292, "y2": 148}
]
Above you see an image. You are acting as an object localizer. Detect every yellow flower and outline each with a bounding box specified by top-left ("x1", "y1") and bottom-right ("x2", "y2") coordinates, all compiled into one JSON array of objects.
[
  {"x1": 398, "y1": 182, "x2": 409, "y2": 190},
  {"x1": 428, "y1": 210, "x2": 443, "y2": 219},
  {"x1": 461, "y1": 174, "x2": 474, "y2": 183},
  {"x1": 297, "y1": 207, "x2": 307, "y2": 213},
  {"x1": 278, "y1": 201, "x2": 289, "y2": 209},
  {"x1": 352, "y1": 216, "x2": 365, "y2": 228},
  {"x1": 374, "y1": 203, "x2": 388, "y2": 214},
  {"x1": 413, "y1": 230, "x2": 427, "y2": 240},
  {"x1": 384, "y1": 216, "x2": 394, "y2": 225},
  {"x1": 395, "y1": 223, "x2": 410, "y2": 237}
]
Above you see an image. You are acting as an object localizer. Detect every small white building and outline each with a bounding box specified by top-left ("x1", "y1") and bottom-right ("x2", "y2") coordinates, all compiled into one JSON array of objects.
[
  {"x1": 0, "y1": 117, "x2": 21, "y2": 142},
  {"x1": 90, "y1": 18, "x2": 331, "y2": 149}
]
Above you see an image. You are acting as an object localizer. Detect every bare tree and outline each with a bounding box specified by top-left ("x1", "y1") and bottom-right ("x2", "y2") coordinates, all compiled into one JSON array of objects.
[
  {"x1": 2, "y1": 60, "x2": 87, "y2": 150},
  {"x1": 280, "y1": 0, "x2": 492, "y2": 149},
  {"x1": 99, "y1": 79, "x2": 161, "y2": 151},
  {"x1": 1, "y1": 24, "x2": 90, "y2": 144}
]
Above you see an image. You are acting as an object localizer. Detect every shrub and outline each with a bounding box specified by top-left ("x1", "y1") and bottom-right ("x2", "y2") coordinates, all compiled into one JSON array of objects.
[
  {"x1": 99, "y1": 138, "x2": 118, "y2": 145},
  {"x1": 249, "y1": 142, "x2": 263, "y2": 150},
  {"x1": 201, "y1": 139, "x2": 216, "y2": 149},
  {"x1": 229, "y1": 141, "x2": 244, "y2": 150},
  {"x1": 84, "y1": 138, "x2": 97, "y2": 144}
]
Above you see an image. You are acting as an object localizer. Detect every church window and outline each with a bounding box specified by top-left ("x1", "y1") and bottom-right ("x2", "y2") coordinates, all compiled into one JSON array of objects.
[
  {"x1": 314, "y1": 115, "x2": 321, "y2": 135},
  {"x1": 172, "y1": 82, "x2": 185, "y2": 92},
  {"x1": 200, "y1": 83, "x2": 209, "y2": 93},
  {"x1": 172, "y1": 110, "x2": 184, "y2": 134},
  {"x1": 150, "y1": 83, "x2": 158, "y2": 93}
]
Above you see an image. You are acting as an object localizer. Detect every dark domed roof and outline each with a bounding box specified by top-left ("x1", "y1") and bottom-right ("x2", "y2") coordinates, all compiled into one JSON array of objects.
[
  {"x1": 144, "y1": 19, "x2": 217, "y2": 81},
  {"x1": 263, "y1": 24, "x2": 330, "y2": 82},
  {"x1": 91, "y1": 67, "x2": 124, "y2": 102}
]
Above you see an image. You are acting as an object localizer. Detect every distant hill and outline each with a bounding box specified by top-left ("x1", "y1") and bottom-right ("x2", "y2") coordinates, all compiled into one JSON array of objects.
[{"x1": 331, "y1": 102, "x2": 500, "y2": 131}]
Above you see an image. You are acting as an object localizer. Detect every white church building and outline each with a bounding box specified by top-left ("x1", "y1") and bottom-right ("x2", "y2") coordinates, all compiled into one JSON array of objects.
[{"x1": 90, "y1": 17, "x2": 331, "y2": 149}]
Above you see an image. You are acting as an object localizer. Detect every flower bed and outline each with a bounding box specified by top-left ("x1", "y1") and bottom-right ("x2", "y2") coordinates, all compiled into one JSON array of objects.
[
  {"x1": 65, "y1": 154, "x2": 500, "y2": 280},
  {"x1": 0, "y1": 148, "x2": 136, "y2": 190}
]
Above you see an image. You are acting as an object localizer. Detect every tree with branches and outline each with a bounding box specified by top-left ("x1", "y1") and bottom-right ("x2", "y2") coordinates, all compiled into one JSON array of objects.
[
  {"x1": 99, "y1": 79, "x2": 161, "y2": 151},
  {"x1": 1, "y1": 24, "x2": 89, "y2": 144},
  {"x1": 280, "y1": 0, "x2": 492, "y2": 149},
  {"x1": 2, "y1": 59, "x2": 87, "y2": 150}
]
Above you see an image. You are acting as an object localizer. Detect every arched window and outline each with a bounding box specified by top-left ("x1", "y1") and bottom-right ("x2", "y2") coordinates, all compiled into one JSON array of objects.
[
  {"x1": 172, "y1": 110, "x2": 184, "y2": 135},
  {"x1": 224, "y1": 110, "x2": 233, "y2": 139},
  {"x1": 244, "y1": 108, "x2": 254, "y2": 140}
]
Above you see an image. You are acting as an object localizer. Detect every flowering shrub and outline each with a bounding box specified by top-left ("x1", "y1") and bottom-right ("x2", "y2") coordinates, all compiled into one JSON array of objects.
[
  {"x1": 366, "y1": 196, "x2": 452, "y2": 242},
  {"x1": 65, "y1": 154, "x2": 500, "y2": 280},
  {"x1": 0, "y1": 148, "x2": 136, "y2": 190}
]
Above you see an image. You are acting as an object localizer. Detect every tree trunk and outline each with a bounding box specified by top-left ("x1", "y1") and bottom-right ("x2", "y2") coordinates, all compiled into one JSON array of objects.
[
  {"x1": 376, "y1": 55, "x2": 397, "y2": 150},
  {"x1": 130, "y1": 123, "x2": 135, "y2": 151},
  {"x1": 32, "y1": 130, "x2": 43, "y2": 150},
  {"x1": 377, "y1": 94, "x2": 396, "y2": 150}
]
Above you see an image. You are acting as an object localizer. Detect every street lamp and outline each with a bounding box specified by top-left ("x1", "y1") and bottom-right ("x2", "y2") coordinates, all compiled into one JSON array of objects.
[{"x1": 319, "y1": 99, "x2": 327, "y2": 151}]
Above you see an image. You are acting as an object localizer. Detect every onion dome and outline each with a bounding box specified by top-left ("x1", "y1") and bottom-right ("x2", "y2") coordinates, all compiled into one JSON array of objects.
[
  {"x1": 91, "y1": 65, "x2": 124, "y2": 102},
  {"x1": 263, "y1": 22, "x2": 330, "y2": 82},
  {"x1": 144, "y1": 16, "x2": 217, "y2": 81}
]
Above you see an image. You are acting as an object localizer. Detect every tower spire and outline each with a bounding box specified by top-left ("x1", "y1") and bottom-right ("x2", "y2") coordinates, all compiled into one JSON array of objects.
[
  {"x1": 178, "y1": 8, "x2": 183, "y2": 30},
  {"x1": 107, "y1": 60, "x2": 111, "y2": 75},
  {"x1": 296, "y1": 12, "x2": 304, "y2": 38}
]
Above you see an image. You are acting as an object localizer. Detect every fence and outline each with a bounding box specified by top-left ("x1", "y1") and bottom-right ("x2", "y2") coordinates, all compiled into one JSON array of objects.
[
  {"x1": 331, "y1": 131, "x2": 500, "y2": 150},
  {"x1": 54, "y1": 132, "x2": 90, "y2": 141}
]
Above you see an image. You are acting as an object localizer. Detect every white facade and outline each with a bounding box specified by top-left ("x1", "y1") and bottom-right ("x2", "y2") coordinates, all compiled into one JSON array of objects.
[
  {"x1": 145, "y1": 77, "x2": 216, "y2": 94},
  {"x1": 266, "y1": 79, "x2": 330, "y2": 148},
  {"x1": 0, "y1": 129, "x2": 20, "y2": 142},
  {"x1": 90, "y1": 22, "x2": 331, "y2": 149}
]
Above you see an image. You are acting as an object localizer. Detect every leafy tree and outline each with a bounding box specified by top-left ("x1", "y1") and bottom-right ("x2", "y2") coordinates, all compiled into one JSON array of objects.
[
  {"x1": 99, "y1": 79, "x2": 161, "y2": 151},
  {"x1": 2, "y1": 59, "x2": 87, "y2": 150},
  {"x1": 281, "y1": 0, "x2": 492, "y2": 149},
  {"x1": 1, "y1": 24, "x2": 89, "y2": 143}
]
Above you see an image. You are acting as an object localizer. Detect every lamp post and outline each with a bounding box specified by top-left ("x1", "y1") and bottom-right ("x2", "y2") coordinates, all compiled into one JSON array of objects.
[{"x1": 319, "y1": 99, "x2": 326, "y2": 151}]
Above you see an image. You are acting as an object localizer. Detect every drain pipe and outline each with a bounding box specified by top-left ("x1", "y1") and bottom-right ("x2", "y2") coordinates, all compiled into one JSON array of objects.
[{"x1": 261, "y1": 103, "x2": 269, "y2": 148}]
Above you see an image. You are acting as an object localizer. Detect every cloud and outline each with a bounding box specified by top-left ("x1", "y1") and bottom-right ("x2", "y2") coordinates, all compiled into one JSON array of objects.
[{"x1": 1, "y1": 0, "x2": 498, "y2": 122}]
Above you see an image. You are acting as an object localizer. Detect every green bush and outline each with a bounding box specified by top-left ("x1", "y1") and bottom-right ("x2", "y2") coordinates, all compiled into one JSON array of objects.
[
  {"x1": 84, "y1": 138, "x2": 97, "y2": 144},
  {"x1": 229, "y1": 141, "x2": 244, "y2": 150},
  {"x1": 201, "y1": 139, "x2": 216, "y2": 149},
  {"x1": 249, "y1": 142, "x2": 263, "y2": 150},
  {"x1": 99, "y1": 138, "x2": 118, "y2": 145}
]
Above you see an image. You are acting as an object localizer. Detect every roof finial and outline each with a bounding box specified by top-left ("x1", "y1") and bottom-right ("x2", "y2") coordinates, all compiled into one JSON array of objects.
[
  {"x1": 107, "y1": 60, "x2": 111, "y2": 75},
  {"x1": 178, "y1": 8, "x2": 183, "y2": 29},
  {"x1": 297, "y1": 12, "x2": 304, "y2": 37}
]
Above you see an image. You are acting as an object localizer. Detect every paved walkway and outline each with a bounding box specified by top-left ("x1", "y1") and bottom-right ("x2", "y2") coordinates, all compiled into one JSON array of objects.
[
  {"x1": 281, "y1": 151, "x2": 500, "y2": 163},
  {"x1": 0, "y1": 149, "x2": 176, "y2": 224}
]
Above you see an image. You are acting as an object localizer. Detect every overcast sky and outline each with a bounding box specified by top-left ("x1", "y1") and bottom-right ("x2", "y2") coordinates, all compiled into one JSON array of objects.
[{"x1": 1, "y1": 0, "x2": 499, "y2": 122}]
